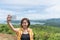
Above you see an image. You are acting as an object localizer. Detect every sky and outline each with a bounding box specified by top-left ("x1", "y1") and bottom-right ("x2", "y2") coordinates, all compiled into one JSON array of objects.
[{"x1": 0, "y1": 0, "x2": 60, "y2": 20}]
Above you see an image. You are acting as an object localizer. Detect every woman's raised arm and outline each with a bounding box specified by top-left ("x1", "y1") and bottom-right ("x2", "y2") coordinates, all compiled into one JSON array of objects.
[{"x1": 7, "y1": 15, "x2": 19, "y2": 33}]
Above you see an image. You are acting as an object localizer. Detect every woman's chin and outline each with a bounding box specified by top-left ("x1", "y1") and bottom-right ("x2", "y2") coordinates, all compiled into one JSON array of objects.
[{"x1": 23, "y1": 27, "x2": 27, "y2": 29}]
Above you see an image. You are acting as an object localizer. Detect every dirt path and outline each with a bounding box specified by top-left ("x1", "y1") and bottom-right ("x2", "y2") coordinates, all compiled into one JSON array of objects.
[{"x1": 0, "y1": 33, "x2": 17, "y2": 40}]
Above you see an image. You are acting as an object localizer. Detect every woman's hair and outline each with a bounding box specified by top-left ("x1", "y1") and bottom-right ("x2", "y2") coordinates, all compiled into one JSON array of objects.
[{"x1": 21, "y1": 18, "x2": 30, "y2": 28}]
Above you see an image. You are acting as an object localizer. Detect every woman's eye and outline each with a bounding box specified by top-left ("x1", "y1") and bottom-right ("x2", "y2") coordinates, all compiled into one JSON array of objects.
[{"x1": 23, "y1": 22, "x2": 26, "y2": 24}]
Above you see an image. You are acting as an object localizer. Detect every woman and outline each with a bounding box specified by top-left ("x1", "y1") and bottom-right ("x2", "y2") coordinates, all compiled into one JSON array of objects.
[{"x1": 7, "y1": 15, "x2": 34, "y2": 40}]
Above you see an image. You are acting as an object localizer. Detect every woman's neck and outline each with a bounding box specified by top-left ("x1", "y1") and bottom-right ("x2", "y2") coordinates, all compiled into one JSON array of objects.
[
  {"x1": 22, "y1": 28, "x2": 29, "y2": 34},
  {"x1": 23, "y1": 27, "x2": 28, "y2": 30}
]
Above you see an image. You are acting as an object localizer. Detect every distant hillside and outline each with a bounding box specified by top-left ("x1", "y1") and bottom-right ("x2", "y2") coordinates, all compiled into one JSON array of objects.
[
  {"x1": 44, "y1": 18, "x2": 60, "y2": 27},
  {"x1": 30, "y1": 18, "x2": 60, "y2": 27},
  {"x1": 4, "y1": 18, "x2": 60, "y2": 27},
  {"x1": 29, "y1": 18, "x2": 60, "y2": 27}
]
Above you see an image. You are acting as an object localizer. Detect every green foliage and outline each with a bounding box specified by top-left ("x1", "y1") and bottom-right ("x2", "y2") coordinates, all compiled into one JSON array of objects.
[
  {"x1": 0, "y1": 24, "x2": 15, "y2": 35},
  {"x1": 0, "y1": 24, "x2": 60, "y2": 40}
]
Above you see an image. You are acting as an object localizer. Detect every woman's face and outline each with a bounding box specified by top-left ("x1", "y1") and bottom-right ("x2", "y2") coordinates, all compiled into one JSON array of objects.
[{"x1": 22, "y1": 20, "x2": 28, "y2": 29}]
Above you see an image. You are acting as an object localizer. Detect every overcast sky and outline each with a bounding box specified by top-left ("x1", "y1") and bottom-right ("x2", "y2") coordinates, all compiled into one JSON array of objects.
[{"x1": 0, "y1": 0, "x2": 60, "y2": 20}]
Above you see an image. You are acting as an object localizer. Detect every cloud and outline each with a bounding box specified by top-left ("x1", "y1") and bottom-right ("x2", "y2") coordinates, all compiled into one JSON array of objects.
[
  {"x1": 17, "y1": 13, "x2": 52, "y2": 20},
  {"x1": 0, "y1": 9, "x2": 46, "y2": 20},
  {"x1": 0, "y1": 9, "x2": 16, "y2": 20},
  {"x1": 45, "y1": 4, "x2": 60, "y2": 18},
  {"x1": 0, "y1": 0, "x2": 60, "y2": 20},
  {"x1": 0, "y1": 9, "x2": 42, "y2": 20},
  {"x1": 1, "y1": 0, "x2": 59, "y2": 6},
  {"x1": 46, "y1": 5, "x2": 60, "y2": 13}
]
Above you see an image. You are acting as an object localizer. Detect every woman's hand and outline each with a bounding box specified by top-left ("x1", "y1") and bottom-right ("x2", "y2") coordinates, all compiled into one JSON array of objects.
[
  {"x1": 7, "y1": 14, "x2": 19, "y2": 33},
  {"x1": 7, "y1": 15, "x2": 12, "y2": 22}
]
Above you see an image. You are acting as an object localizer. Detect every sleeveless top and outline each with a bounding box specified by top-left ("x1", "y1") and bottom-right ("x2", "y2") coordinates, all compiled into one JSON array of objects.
[
  {"x1": 16, "y1": 28, "x2": 33, "y2": 40},
  {"x1": 21, "y1": 34, "x2": 30, "y2": 40}
]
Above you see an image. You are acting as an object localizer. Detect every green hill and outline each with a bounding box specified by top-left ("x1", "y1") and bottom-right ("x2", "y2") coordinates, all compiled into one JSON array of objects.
[{"x1": 0, "y1": 24, "x2": 60, "y2": 40}]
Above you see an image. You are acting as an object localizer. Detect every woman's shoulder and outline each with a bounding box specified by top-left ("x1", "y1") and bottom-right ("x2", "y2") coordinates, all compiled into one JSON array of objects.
[
  {"x1": 28, "y1": 28, "x2": 33, "y2": 32},
  {"x1": 28, "y1": 28, "x2": 34, "y2": 35},
  {"x1": 28, "y1": 28, "x2": 32, "y2": 30}
]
